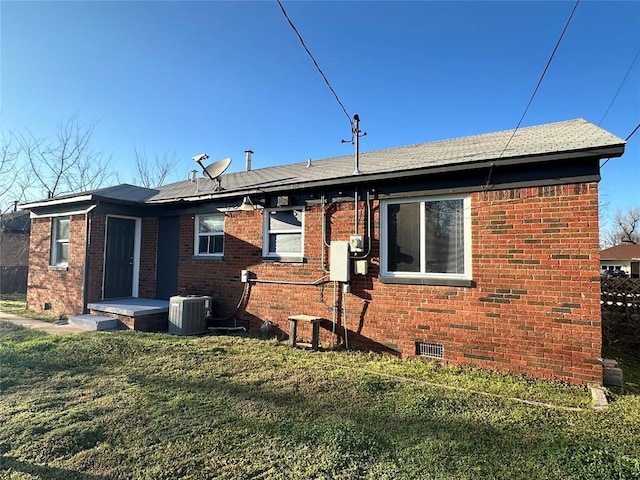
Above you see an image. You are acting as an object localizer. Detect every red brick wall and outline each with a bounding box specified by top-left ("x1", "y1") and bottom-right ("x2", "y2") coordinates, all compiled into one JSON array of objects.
[
  {"x1": 27, "y1": 214, "x2": 87, "y2": 316},
  {"x1": 85, "y1": 213, "x2": 106, "y2": 306},
  {"x1": 25, "y1": 181, "x2": 602, "y2": 384},
  {"x1": 139, "y1": 217, "x2": 158, "y2": 298},
  {"x1": 174, "y1": 182, "x2": 602, "y2": 384}
]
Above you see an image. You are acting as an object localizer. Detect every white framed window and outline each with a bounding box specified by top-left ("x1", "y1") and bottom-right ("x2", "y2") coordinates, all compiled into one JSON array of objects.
[
  {"x1": 380, "y1": 195, "x2": 471, "y2": 281},
  {"x1": 263, "y1": 207, "x2": 304, "y2": 260},
  {"x1": 51, "y1": 216, "x2": 70, "y2": 266},
  {"x1": 195, "y1": 214, "x2": 224, "y2": 256}
]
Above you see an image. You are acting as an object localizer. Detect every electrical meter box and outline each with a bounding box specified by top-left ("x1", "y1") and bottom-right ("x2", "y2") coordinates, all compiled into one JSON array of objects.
[{"x1": 330, "y1": 241, "x2": 350, "y2": 282}]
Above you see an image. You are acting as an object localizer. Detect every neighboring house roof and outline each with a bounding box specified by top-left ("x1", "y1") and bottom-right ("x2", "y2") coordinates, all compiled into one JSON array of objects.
[
  {"x1": 600, "y1": 244, "x2": 640, "y2": 261},
  {"x1": 19, "y1": 118, "x2": 625, "y2": 209}
]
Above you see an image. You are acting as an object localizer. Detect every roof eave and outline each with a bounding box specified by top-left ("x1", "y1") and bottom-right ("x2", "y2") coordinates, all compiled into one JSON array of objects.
[
  {"x1": 19, "y1": 194, "x2": 95, "y2": 210},
  {"x1": 148, "y1": 143, "x2": 625, "y2": 204}
]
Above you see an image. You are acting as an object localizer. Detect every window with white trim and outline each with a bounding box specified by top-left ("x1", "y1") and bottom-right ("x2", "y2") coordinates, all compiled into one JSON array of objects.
[
  {"x1": 263, "y1": 207, "x2": 304, "y2": 259},
  {"x1": 380, "y1": 195, "x2": 471, "y2": 280},
  {"x1": 195, "y1": 214, "x2": 224, "y2": 256},
  {"x1": 51, "y1": 217, "x2": 70, "y2": 266}
]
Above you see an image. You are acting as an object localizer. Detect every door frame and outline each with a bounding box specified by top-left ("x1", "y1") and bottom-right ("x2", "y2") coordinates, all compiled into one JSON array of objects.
[{"x1": 102, "y1": 215, "x2": 141, "y2": 299}]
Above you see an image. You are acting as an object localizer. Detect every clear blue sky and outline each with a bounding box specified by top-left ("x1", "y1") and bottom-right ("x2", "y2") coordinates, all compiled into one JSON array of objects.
[{"x1": 1, "y1": 1, "x2": 638, "y2": 227}]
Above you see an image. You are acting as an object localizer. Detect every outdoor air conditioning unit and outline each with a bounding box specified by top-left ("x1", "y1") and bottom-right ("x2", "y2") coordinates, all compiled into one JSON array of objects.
[{"x1": 168, "y1": 295, "x2": 212, "y2": 335}]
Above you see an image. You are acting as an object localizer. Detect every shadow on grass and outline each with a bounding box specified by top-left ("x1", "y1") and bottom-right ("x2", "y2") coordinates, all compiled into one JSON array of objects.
[{"x1": 0, "y1": 455, "x2": 110, "y2": 480}]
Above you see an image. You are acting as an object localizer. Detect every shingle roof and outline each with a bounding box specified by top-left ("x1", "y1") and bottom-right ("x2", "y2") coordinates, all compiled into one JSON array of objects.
[
  {"x1": 149, "y1": 118, "x2": 624, "y2": 203},
  {"x1": 19, "y1": 118, "x2": 625, "y2": 209},
  {"x1": 20, "y1": 184, "x2": 159, "y2": 209},
  {"x1": 90, "y1": 184, "x2": 159, "y2": 203},
  {"x1": 600, "y1": 244, "x2": 640, "y2": 261}
]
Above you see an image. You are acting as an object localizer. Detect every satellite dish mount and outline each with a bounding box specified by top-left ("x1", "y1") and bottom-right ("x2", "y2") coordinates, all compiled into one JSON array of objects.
[{"x1": 192, "y1": 154, "x2": 232, "y2": 191}]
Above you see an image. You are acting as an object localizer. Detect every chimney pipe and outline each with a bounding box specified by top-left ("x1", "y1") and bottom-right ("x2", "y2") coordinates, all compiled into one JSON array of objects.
[{"x1": 244, "y1": 150, "x2": 254, "y2": 172}]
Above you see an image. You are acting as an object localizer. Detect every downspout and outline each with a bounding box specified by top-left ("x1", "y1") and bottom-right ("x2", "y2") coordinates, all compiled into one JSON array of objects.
[{"x1": 82, "y1": 204, "x2": 98, "y2": 313}]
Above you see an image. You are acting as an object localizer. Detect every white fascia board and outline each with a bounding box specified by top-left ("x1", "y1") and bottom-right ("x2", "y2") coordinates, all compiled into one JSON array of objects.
[
  {"x1": 19, "y1": 194, "x2": 94, "y2": 210},
  {"x1": 29, "y1": 204, "x2": 97, "y2": 218}
]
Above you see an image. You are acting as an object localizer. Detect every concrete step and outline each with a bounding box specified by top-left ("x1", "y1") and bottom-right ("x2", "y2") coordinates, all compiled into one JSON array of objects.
[
  {"x1": 69, "y1": 314, "x2": 119, "y2": 331},
  {"x1": 602, "y1": 358, "x2": 624, "y2": 387}
]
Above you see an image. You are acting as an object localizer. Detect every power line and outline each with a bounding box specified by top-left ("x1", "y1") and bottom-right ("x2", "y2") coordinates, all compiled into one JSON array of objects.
[
  {"x1": 625, "y1": 122, "x2": 640, "y2": 142},
  {"x1": 600, "y1": 121, "x2": 640, "y2": 168},
  {"x1": 599, "y1": 48, "x2": 640, "y2": 126},
  {"x1": 498, "y1": 0, "x2": 580, "y2": 159},
  {"x1": 276, "y1": 0, "x2": 353, "y2": 128}
]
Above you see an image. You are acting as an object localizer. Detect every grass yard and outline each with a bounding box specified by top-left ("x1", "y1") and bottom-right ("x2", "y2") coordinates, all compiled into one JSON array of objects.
[
  {"x1": 0, "y1": 294, "x2": 65, "y2": 322},
  {"x1": 0, "y1": 323, "x2": 639, "y2": 480}
]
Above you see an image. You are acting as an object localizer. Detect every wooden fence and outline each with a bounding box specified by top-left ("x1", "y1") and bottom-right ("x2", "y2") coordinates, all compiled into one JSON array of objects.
[{"x1": 601, "y1": 277, "x2": 640, "y2": 347}]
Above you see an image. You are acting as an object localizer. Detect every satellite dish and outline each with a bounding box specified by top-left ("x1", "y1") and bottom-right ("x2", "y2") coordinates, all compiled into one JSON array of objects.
[
  {"x1": 204, "y1": 158, "x2": 232, "y2": 179},
  {"x1": 197, "y1": 157, "x2": 231, "y2": 191}
]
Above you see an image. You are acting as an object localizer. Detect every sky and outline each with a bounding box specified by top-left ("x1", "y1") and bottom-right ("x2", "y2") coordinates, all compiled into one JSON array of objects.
[{"x1": 1, "y1": 1, "x2": 638, "y2": 230}]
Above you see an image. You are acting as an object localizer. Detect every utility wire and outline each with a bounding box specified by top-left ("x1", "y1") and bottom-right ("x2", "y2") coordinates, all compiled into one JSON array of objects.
[
  {"x1": 599, "y1": 48, "x2": 640, "y2": 126},
  {"x1": 498, "y1": 0, "x2": 580, "y2": 159},
  {"x1": 626, "y1": 122, "x2": 640, "y2": 142},
  {"x1": 600, "y1": 121, "x2": 640, "y2": 168},
  {"x1": 276, "y1": 0, "x2": 353, "y2": 128}
]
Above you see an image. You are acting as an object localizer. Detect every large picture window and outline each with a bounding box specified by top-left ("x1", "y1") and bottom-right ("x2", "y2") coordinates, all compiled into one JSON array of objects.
[
  {"x1": 380, "y1": 196, "x2": 471, "y2": 281},
  {"x1": 51, "y1": 216, "x2": 70, "y2": 266},
  {"x1": 263, "y1": 207, "x2": 304, "y2": 260},
  {"x1": 195, "y1": 214, "x2": 224, "y2": 256}
]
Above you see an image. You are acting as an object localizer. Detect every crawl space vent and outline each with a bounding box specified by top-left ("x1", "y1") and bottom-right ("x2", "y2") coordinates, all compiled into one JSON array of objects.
[{"x1": 416, "y1": 341, "x2": 444, "y2": 359}]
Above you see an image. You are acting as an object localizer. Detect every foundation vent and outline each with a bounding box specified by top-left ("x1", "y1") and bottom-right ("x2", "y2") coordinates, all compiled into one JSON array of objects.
[{"x1": 416, "y1": 341, "x2": 444, "y2": 359}]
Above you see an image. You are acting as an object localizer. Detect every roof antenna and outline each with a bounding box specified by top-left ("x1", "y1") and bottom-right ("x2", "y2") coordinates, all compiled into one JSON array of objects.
[{"x1": 342, "y1": 114, "x2": 366, "y2": 175}]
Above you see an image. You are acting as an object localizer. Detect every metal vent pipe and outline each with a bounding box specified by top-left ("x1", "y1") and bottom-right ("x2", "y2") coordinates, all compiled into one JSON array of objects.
[{"x1": 245, "y1": 150, "x2": 254, "y2": 172}]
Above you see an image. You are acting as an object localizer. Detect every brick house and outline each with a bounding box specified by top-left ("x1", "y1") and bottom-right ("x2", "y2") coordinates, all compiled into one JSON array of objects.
[{"x1": 20, "y1": 119, "x2": 625, "y2": 385}]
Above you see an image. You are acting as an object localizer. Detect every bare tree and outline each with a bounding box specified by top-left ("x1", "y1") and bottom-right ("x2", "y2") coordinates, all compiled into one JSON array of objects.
[
  {"x1": 133, "y1": 146, "x2": 179, "y2": 188},
  {"x1": 15, "y1": 115, "x2": 115, "y2": 199},
  {"x1": 0, "y1": 132, "x2": 27, "y2": 214},
  {"x1": 602, "y1": 206, "x2": 640, "y2": 247}
]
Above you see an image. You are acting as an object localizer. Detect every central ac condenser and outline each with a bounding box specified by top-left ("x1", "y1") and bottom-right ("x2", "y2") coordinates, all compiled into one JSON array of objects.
[{"x1": 168, "y1": 295, "x2": 212, "y2": 335}]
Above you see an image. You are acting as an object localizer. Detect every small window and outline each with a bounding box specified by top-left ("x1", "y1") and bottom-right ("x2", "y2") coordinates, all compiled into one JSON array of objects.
[
  {"x1": 380, "y1": 195, "x2": 471, "y2": 281},
  {"x1": 195, "y1": 214, "x2": 224, "y2": 256},
  {"x1": 51, "y1": 217, "x2": 70, "y2": 266},
  {"x1": 263, "y1": 207, "x2": 304, "y2": 259}
]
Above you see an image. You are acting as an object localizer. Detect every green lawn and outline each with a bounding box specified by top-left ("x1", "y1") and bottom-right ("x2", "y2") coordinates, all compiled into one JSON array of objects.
[
  {"x1": 0, "y1": 323, "x2": 639, "y2": 480},
  {"x1": 0, "y1": 294, "x2": 66, "y2": 322}
]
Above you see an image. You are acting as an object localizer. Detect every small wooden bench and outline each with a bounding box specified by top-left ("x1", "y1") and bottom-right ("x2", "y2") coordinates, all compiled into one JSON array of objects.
[{"x1": 288, "y1": 314, "x2": 323, "y2": 351}]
